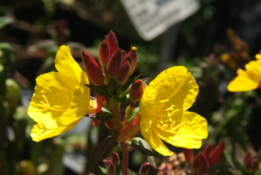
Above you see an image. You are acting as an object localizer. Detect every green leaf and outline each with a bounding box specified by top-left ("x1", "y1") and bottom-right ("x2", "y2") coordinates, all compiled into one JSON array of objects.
[
  {"x1": 114, "y1": 95, "x2": 128, "y2": 104},
  {"x1": 228, "y1": 168, "x2": 242, "y2": 175},
  {"x1": 86, "y1": 84, "x2": 110, "y2": 97},
  {"x1": 127, "y1": 169, "x2": 137, "y2": 175},
  {"x1": 130, "y1": 137, "x2": 157, "y2": 168},
  {"x1": 95, "y1": 111, "x2": 114, "y2": 121},
  {"x1": 95, "y1": 136, "x2": 118, "y2": 163},
  {"x1": 98, "y1": 166, "x2": 107, "y2": 174},
  {"x1": 0, "y1": 17, "x2": 13, "y2": 29},
  {"x1": 224, "y1": 150, "x2": 236, "y2": 169}
]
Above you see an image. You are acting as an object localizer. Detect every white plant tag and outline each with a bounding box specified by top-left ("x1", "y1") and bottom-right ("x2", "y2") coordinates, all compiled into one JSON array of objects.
[{"x1": 121, "y1": 0, "x2": 200, "y2": 40}]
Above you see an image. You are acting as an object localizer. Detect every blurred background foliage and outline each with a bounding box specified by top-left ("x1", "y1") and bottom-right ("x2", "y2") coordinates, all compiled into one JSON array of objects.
[{"x1": 0, "y1": 0, "x2": 261, "y2": 174}]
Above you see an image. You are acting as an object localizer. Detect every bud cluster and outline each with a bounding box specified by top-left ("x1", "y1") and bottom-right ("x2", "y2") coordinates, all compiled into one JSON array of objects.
[
  {"x1": 102, "y1": 152, "x2": 120, "y2": 175},
  {"x1": 81, "y1": 30, "x2": 138, "y2": 87},
  {"x1": 183, "y1": 141, "x2": 225, "y2": 175},
  {"x1": 81, "y1": 31, "x2": 145, "y2": 137}
]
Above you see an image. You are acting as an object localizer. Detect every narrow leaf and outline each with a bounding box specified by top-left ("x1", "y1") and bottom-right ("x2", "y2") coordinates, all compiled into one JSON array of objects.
[
  {"x1": 130, "y1": 137, "x2": 157, "y2": 168},
  {"x1": 86, "y1": 84, "x2": 110, "y2": 97}
]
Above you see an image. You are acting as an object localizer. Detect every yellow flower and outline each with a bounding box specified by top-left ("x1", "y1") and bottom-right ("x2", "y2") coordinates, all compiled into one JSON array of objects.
[
  {"x1": 28, "y1": 45, "x2": 90, "y2": 142},
  {"x1": 227, "y1": 58, "x2": 261, "y2": 92},
  {"x1": 139, "y1": 66, "x2": 208, "y2": 156},
  {"x1": 255, "y1": 50, "x2": 261, "y2": 60}
]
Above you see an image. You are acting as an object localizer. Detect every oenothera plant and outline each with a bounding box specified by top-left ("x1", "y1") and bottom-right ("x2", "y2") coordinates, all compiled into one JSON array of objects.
[{"x1": 28, "y1": 31, "x2": 208, "y2": 174}]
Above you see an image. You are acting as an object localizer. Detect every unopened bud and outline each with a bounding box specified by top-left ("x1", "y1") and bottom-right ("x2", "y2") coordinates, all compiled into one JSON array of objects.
[
  {"x1": 183, "y1": 148, "x2": 194, "y2": 164},
  {"x1": 116, "y1": 61, "x2": 131, "y2": 84},
  {"x1": 129, "y1": 79, "x2": 146, "y2": 102},
  {"x1": 193, "y1": 153, "x2": 210, "y2": 174},
  {"x1": 107, "y1": 49, "x2": 122, "y2": 76},
  {"x1": 96, "y1": 93, "x2": 104, "y2": 113},
  {"x1": 111, "y1": 152, "x2": 120, "y2": 165},
  {"x1": 125, "y1": 105, "x2": 135, "y2": 118},
  {"x1": 20, "y1": 160, "x2": 35, "y2": 175},
  {"x1": 245, "y1": 157, "x2": 253, "y2": 170},
  {"x1": 251, "y1": 158, "x2": 259, "y2": 171},
  {"x1": 106, "y1": 30, "x2": 118, "y2": 56},
  {"x1": 244, "y1": 152, "x2": 252, "y2": 167},
  {"x1": 139, "y1": 162, "x2": 150, "y2": 175},
  {"x1": 82, "y1": 51, "x2": 104, "y2": 86},
  {"x1": 99, "y1": 40, "x2": 110, "y2": 67},
  {"x1": 6, "y1": 79, "x2": 21, "y2": 109},
  {"x1": 103, "y1": 157, "x2": 112, "y2": 166},
  {"x1": 203, "y1": 145, "x2": 212, "y2": 161},
  {"x1": 92, "y1": 119, "x2": 100, "y2": 126},
  {"x1": 108, "y1": 164, "x2": 115, "y2": 175},
  {"x1": 127, "y1": 46, "x2": 138, "y2": 75},
  {"x1": 210, "y1": 141, "x2": 224, "y2": 165}
]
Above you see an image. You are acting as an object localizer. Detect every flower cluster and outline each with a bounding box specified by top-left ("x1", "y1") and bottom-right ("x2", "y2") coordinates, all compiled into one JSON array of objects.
[
  {"x1": 183, "y1": 141, "x2": 225, "y2": 175},
  {"x1": 28, "y1": 31, "x2": 208, "y2": 173}
]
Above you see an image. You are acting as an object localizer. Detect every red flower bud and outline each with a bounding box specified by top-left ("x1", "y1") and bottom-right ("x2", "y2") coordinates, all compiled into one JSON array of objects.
[
  {"x1": 183, "y1": 148, "x2": 194, "y2": 164},
  {"x1": 129, "y1": 80, "x2": 146, "y2": 102},
  {"x1": 106, "y1": 30, "x2": 118, "y2": 56},
  {"x1": 139, "y1": 162, "x2": 150, "y2": 175},
  {"x1": 245, "y1": 156, "x2": 253, "y2": 170},
  {"x1": 96, "y1": 93, "x2": 104, "y2": 113},
  {"x1": 92, "y1": 119, "x2": 100, "y2": 126},
  {"x1": 116, "y1": 61, "x2": 131, "y2": 84},
  {"x1": 203, "y1": 145, "x2": 213, "y2": 160},
  {"x1": 103, "y1": 157, "x2": 112, "y2": 166},
  {"x1": 244, "y1": 152, "x2": 252, "y2": 167},
  {"x1": 127, "y1": 46, "x2": 138, "y2": 75},
  {"x1": 108, "y1": 164, "x2": 115, "y2": 175},
  {"x1": 193, "y1": 153, "x2": 210, "y2": 174},
  {"x1": 82, "y1": 50, "x2": 104, "y2": 86},
  {"x1": 118, "y1": 113, "x2": 141, "y2": 142},
  {"x1": 99, "y1": 40, "x2": 110, "y2": 67},
  {"x1": 251, "y1": 158, "x2": 259, "y2": 171},
  {"x1": 121, "y1": 49, "x2": 126, "y2": 58},
  {"x1": 107, "y1": 49, "x2": 122, "y2": 76},
  {"x1": 210, "y1": 140, "x2": 224, "y2": 165},
  {"x1": 111, "y1": 152, "x2": 120, "y2": 165}
]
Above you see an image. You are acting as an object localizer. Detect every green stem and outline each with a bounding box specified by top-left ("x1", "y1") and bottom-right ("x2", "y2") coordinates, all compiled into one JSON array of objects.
[
  {"x1": 108, "y1": 98, "x2": 122, "y2": 133},
  {"x1": 121, "y1": 142, "x2": 128, "y2": 175}
]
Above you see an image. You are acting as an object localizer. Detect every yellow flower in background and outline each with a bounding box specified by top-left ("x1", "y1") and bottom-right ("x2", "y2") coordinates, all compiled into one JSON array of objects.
[
  {"x1": 255, "y1": 50, "x2": 261, "y2": 60},
  {"x1": 227, "y1": 57, "x2": 261, "y2": 92},
  {"x1": 28, "y1": 45, "x2": 90, "y2": 142},
  {"x1": 139, "y1": 66, "x2": 208, "y2": 156}
]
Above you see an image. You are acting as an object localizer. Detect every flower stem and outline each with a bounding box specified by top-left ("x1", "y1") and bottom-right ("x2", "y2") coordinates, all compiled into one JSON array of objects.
[{"x1": 121, "y1": 141, "x2": 128, "y2": 175}]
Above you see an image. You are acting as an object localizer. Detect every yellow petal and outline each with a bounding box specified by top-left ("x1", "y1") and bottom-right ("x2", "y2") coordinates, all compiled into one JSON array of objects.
[
  {"x1": 255, "y1": 53, "x2": 261, "y2": 60},
  {"x1": 28, "y1": 45, "x2": 90, "y2": 142},
  {"x1": 227, "y1": 74, "x2": 259, "y2": 92},
  {"x1": 28, "y1": 72, "x2": 90, "y2": 123},
  {"x1": 245, "y1": 60, "x2": 261, "y2": 82},
  {"x1": 140, "y1": 66, "x2": 199, "y2": 118},
  {"x1": 153, "y1": 111, "x2": 208, "y2": 149},
  {"x1": 55, "y1": 45, "x2": 85, "y2": 84},
  {"x1": 140, "y1": 117, "x2": 173, "y2": 156},
  {"x1": 31, "y1": 116, "x2": 82, "y2": 142}
]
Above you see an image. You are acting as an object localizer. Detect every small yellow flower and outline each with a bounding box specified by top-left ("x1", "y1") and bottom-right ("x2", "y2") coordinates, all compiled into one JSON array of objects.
[
  {"x1": 255, "y1": 50, "x2": 261, "y2": 60},
  {"x1": 139, "y1": 66, "x2": 208, "y2": 156},
  {"x1": 227, "y1": 58, "x2": 261, "y2": 92},
  {"x1": 28, "y1": 45, "x2": 90, "y2": 142}
]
